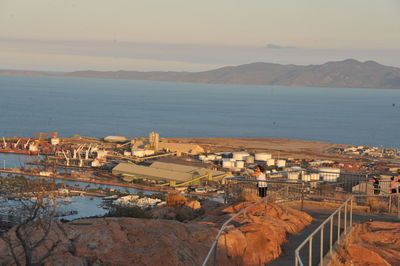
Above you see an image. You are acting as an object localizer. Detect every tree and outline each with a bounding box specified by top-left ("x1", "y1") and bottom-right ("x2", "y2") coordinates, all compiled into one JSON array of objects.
[{"x1": 0, "y1": 178, "x2": 67, "y2": 265}]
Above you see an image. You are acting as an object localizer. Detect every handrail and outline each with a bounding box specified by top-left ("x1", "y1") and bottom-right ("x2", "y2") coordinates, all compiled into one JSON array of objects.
[
  {"x1": 294, "y1": 197, "x2": 353, "y2": 266},
  {"x1": 202, "y1": 187, "x2": 288, "y2": 266},
  {"x1": 225, "y1": 177, "x2": 305, "y2": 185}
]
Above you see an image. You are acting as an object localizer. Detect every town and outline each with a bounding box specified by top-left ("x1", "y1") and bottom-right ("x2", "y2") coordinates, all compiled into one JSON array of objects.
[{"x1": 1, "y1": 131, "x2": 399, "y2": 196}]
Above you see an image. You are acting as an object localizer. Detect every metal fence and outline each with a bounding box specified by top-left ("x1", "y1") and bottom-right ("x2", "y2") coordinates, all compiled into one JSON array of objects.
[
  {"x1": 202, "y1": 186, "x2": 299, "y2": 266},
  {"x1": 353, "y1": 193, "x2": 400, "y2": 217},
  {"x1": 294, "y1": 197, "x2": 353, "y2": 266},
  {"x1": 218, "y1": 172, "x2": 399, "y2": 266},
  {"x1": 224, "y1": 176, "x2": 305, "y2": 203}
]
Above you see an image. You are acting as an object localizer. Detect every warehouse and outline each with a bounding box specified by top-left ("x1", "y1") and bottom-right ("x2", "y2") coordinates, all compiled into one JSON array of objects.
[
  {"x1": 158, "y1": 142, "x2": 204, "y2": 155},
  {"x1": 112, "y1": 162, "x2": 193, "y2": 182}
]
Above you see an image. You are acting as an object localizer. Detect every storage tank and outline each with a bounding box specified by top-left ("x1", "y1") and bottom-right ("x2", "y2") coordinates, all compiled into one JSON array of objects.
[
  {"x1": 286, "y1": 172, "x2": 299, "y2": 180},
  {"x1": 266, "y1": 159, "x2": 275, "y2": 166},
  {"x1": 215, "y1": 155, "x2": 223, "y2": 160},
  {"x1": 144, "y1": 150, "x2": 155, "y2": 156},
  {"x1": 199, "y1": 155, "x2": 206, "y2": 160},
  {"x1": 132, "y1": 149, "x2": 145, "y2": 157},
  {"x1": 207, "y1": 154, "x2": 216, "y2": 161},
  {"x1": 276, "y1": 159, "x2": 286, "y2": 168},
  {"x1": 319, "y1": 168, "x2": 340, "y2": 182},
  {"x1": 246, "y1": 156, "x2": 255, "y2": 164},
  {"x1": 255, "y1": 153, "x2": 272, "y2": 161},
  {"x1": 232, "y1": 152, "x2": 249, "y2": 161},
  {"x1": 235, "y1": 161, "x2": 245, "y2": 169},
  {"x1": 222, "y1": 159, "x2": 234, "y2": 168},
  {"x1": 302, "y1": 173, "x2": 320, "y2": 182}
]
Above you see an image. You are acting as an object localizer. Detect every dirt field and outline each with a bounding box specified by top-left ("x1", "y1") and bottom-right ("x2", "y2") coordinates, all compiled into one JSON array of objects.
[{"x1": 167, "y1": 137, "x2": 351, "y2": 161}]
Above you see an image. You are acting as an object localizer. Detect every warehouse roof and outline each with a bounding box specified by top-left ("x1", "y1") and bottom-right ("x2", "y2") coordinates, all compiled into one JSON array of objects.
[
  {"x1": 158, "y1": 142, "x2": 204, "y2": 154},
  {"x1": 150, "y1": 161, "x2": 224, "y2": 176},
  {"x1": 112, "y1": 162, "x2": 193, "y2": 182}
]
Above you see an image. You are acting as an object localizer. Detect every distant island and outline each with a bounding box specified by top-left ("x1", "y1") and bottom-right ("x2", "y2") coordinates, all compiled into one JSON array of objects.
[{"x1": 1, "y1": 59, "x2": 400, "y2": 89}]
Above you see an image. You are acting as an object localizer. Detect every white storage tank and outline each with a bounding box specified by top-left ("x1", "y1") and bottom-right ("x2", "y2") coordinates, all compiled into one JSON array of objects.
[
  {"x1": 222, "y1": 159, "x2": 234, "y2": 168},
  {"x1": 215, "y1": 155, "x2": 223, "y2": 160},
  {"x1": 276, "y1": 159, "x2": 286, "y2": 168},
  {"x1": 319, "y1": 168, "x2": 340, "y2": 182},
  {"x1": 123, "y1": 151, "x2": 131, "y2": 156},
  {"x1": 286, "y1": 172, "x2": 299, "y2": 180},
  {"x1": 232, "y1": 152, "x2": 249, "y2": 161},
  {"x1": 302, "y1": 173, "x2": 320, "y2": 182},
  {"x1": 235, "y1": 161, "x2": 245, "y2": 169},
  {"x1": 266, "y1": 159, "x2": 275, "y2": 166},
  {"x1": 199, "y1": 155, "x2": 206, "y2": 161},
  {"x1": 132, "y1": 149, "x2": 145, "y2": 157},
  {"x1": 207, "y1": 154, "x2": 216, "y2": 161},
  {"x1": 144, "y1": 150, "x2": 155, "y2": 156},
  {"x1": 246, "y1": 156, "x2": 255, "y2": 164},
  {"x1": 255, "y1": 153, "x2": 272, "y2": 161}
]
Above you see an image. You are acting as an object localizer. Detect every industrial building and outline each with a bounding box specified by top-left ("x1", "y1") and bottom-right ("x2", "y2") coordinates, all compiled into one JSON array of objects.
[
  {"x1": 112, "y1": 163, "x2": 193, "y2": 182},
  {"x1": 112, "y1": 160, "x2": 224, "y2": 182},
  {"x1": 158, "y1": 142, "x2": 204, "y2": 155}
]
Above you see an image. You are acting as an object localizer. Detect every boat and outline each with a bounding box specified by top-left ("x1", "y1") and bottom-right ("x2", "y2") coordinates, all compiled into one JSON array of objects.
[
  {"x1": 63, "y1": 197, "x2": 73, "y2": 204},
  {"x1": 103, "y1": 195, "x2": 119, "y2": 201},
  {"x1": 55, "y1": 210, "x2": 78, "y2": 217},
  {"x1": 0, "y1": 148, "x2": 39, "y2": 155}
]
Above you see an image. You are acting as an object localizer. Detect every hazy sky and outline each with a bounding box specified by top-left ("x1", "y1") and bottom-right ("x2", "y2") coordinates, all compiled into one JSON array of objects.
[{"x1": 1, "y1": 0, "x2": 399, "y2": 71}]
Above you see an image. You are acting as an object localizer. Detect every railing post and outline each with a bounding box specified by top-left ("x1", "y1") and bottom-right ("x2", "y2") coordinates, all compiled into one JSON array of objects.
[
  {"x1": 264, "y1": 198, "x2": 268, "y2": 219},
  {"x1": 330, "y1": 217, "x2": 333, "y2": 254},
  {"x1": 398, "y1": 195, "x2": 400, "y2": 218},
  {"x1": 309, "y1": 237, "x2": 313, "y2": 266},
  {"x1": 350, "y1": 198, "x2": 353, "y2": 229},
  {"x1": 301, "y1": 182, "x2": 305, "y2": 211},
  {"x1": 344, "y1": 201, "x2": 347, "y2": 233},
  {"x1": 320, "y1": 224, "x2": 324, "y2": 266},
  {"x1": 337, "y1": 209, "x2": 341, "y2": 242}
]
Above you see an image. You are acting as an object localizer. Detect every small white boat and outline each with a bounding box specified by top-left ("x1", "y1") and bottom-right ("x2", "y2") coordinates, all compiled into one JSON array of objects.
[{"x1": 63, "y1": 197, "x2": 73, "y2": 204}]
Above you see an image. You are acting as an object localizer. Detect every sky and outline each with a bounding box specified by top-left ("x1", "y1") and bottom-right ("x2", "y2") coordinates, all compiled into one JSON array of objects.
[{"x1": 1, "y1": 0, "x2": 399, "y2": 71}]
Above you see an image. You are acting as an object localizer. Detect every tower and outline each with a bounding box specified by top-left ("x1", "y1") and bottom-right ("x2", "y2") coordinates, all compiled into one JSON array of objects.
[{"x1": 149, "y1": 132, "x2": 159, "y2": 151}]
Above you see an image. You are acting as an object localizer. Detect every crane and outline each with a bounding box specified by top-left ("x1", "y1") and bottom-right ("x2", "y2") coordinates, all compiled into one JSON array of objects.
[
  {"x1": 61, "y1": 150, "x2": 70, "y2": 166},
  {"x1": 13, "y1": 138, "x2": 21, "y2": 148},
  {"x1": 24, "y1": 138, "x2": 31, "y2": 150}
]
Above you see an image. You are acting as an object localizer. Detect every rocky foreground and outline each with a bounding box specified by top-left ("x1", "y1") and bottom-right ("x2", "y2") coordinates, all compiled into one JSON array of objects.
[
  {"x1": 0, "y1": 200, "x2": 312, "y2": 265},
  {"x1": 332, "y1": 221, "x2": 400, "y2": 266}
]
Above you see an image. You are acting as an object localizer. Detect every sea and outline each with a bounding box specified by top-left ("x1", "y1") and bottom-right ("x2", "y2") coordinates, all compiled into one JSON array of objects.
[{"x1": 0, "y1": 75, "x2": 399, "y2": 148}]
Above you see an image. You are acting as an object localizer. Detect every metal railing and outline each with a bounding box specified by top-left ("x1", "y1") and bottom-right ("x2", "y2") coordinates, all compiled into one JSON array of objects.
[
  {"x1": 295, "y1": 197, "x2": 353, "y2": 266},
  {"x1": 202, "y1": 186, "x2": 295, "y2": 266},
  {"x1": 224, "y1": 176, "x2": 305, "y2": 203},
  {"x1": 353, "y1": 192, "x2": 400, "y2": 218}
]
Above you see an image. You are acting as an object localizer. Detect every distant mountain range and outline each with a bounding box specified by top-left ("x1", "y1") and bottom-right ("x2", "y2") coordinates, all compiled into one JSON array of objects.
[{"x1": 2, "y1": 59, "x2": 400, "y2": 89}]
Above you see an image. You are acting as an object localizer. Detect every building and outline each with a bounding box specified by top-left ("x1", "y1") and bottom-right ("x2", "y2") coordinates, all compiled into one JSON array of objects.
[
  {"x1": 148, "y1": 132, "x2": 159, "y2": 151},
  {"x1": 112, "y1": 160, "x2": 224, "y2": 182},
  {"x1": 158, "y1": 142, "x2": 204, "y2": 155},
  {"x1": 112, "y1": 162, "x2": 193, "y2": 182},
  {"x1": 149, "y1": 161, "x2": 224, "y2": 176}
]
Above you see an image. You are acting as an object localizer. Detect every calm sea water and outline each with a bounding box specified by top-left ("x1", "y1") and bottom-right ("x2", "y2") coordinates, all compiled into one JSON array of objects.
[{"x1": 0, "y1": 75, "x2": 399, "y2": 148}]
